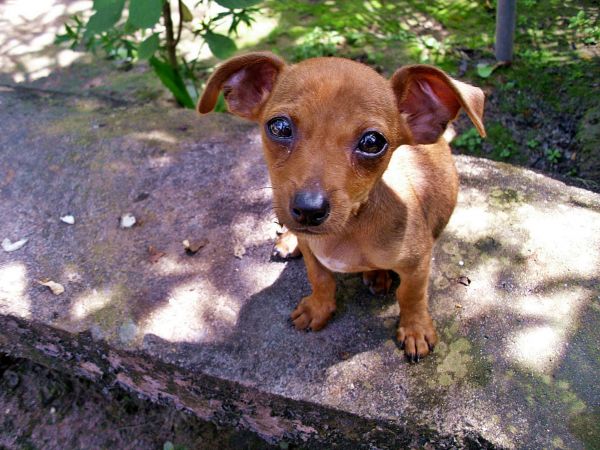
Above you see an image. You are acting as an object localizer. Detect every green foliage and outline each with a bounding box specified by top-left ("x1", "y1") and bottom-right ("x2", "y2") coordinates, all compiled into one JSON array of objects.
[
  {"x1": 476, "y1": 62, "x2": 495, "y2": 79},
  {"x1": 487, "y1": 123, "x2": 518, "y2": 161},
  {"x1": 204, "y1": 30, "x2": 237, "y2": 60},
  {"x1": 128, "y1": 0, "x2": 163, "y2": 30},
  {"x1": 293, "y1": 27, "x2": 344, "y2": 61},
  {"x1": 138, "y1": 33, "x2": 159, "y2": 60},
  {"x1": 545, "y1": 148, "x2": 562, "y2": 164},
  {"x1": 453, "y1": 127, "x2": 483, "y2": 154},
  {"x1": 215, "y1": 0, "x2": 262, "y2": 8},
  {"x1": 85, "y1": 0, "x2": 125, "y2": 37},
  {"x1": 56, "y1": 0, "x2": 262, "y2": 107},
  {"x1": 568, "y1": 11, "x2": 600, "y2": 44},
  {"x1": 163, "y1": 441, "x2": 187, "y2": 450},
  {"x1": 149, "y1": 56, "x2": 195, "y2": 108}
]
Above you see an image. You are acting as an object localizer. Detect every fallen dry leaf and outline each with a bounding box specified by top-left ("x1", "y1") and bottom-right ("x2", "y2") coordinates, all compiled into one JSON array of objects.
[
  {"x1": 148, "y1": 245, "x2": 166, "y2": 263},
  {"x1": 2, "y1": 237, "x2": 28, "y2": 252},
  {"x1": 456, "y1": 275, "x2": 471, "y2": 286},
  {"x1": 233, "y1": 243, "x2": 246, "y2": 259},
  {"x1": 37, "y1": 279, "x2": 65, "y2": 295},
  {"x1": 182, "y1": 238, "x2": 208, "y2": 255}
]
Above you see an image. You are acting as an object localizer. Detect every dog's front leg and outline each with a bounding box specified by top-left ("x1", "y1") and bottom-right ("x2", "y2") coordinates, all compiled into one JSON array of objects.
[
  {"x1": 395, "y1": 258, "x2": 437, "y2": 362},
  {"x1": 291, "y1": 239, "x2": 336, "y2": 331}
]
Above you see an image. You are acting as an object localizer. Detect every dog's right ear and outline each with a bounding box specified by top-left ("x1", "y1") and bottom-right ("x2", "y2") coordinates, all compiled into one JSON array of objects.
[{"x1": 197, "y1": 52, "x2": 286, "y2": 121}]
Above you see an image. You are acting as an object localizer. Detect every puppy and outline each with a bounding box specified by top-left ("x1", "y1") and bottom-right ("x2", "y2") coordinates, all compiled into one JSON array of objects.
[{"x1": 198, "y1": 52, "x2": 485, "y2": 361}]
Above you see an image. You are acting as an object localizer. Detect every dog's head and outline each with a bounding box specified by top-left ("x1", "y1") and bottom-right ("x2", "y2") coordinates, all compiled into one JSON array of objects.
[{"x1": 198, "y1": 52, "x2": 485, "y2": 236}]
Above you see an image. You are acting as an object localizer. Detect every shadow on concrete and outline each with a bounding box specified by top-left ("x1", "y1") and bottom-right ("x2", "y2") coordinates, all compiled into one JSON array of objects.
[{"x1": 1, "y1": 85, "x2": 599, "y2": 448}]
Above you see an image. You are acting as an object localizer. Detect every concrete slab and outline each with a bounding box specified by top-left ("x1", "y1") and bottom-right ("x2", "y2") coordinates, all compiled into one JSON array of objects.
[{"x1": 1, "y1": 87, "x2": 599, "y2": 449}]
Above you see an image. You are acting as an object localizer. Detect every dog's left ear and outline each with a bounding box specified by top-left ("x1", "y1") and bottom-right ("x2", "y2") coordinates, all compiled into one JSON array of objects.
[
  {"x1": 197, "y1": 52, "x2": 286, "y2": 121},
  {"x1": 391, "y1": 65, "x2": 486, "y2": 145}
]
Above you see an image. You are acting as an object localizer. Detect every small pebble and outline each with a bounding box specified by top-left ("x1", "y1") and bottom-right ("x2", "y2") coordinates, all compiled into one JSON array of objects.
[
  {"x1": 119, "y1": 213, "x2": 136, "y2": 228},
  {"x1": 60, "y1": 215, "x2": 75, "y2": 225}
]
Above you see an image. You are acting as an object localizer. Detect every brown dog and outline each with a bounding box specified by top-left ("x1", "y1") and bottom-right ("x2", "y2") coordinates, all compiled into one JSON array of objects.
[{"x1": 198, "y1": 52, "x2": 485, "y2": 361}]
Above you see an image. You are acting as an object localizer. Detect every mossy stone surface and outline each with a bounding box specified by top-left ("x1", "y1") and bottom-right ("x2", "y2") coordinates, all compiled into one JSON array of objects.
[{"x1": 1, "y1": 84, "x2": 599, "y2": 449}]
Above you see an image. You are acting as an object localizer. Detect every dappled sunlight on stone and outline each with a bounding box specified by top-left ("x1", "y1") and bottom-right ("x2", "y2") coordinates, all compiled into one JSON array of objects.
[
  {"x1": 0, "y1": 262, "x2": 30, "y2": 318},
  {"x1": 130, "y1": 130, "x2": 179, "y2": 145},
  {"x1": 70, "y1": 288, "x2": 113, "y2": 320},
  {"x1": 322, "y1": 349, "x2": 386, "y2": 408},
  {"x1": 239, "y1": 260, "x2": 286, "y2": 294},
  {"x1": 148, "y1": 154, "x2": 174, "y2": 169},
  {"x1": 518, "y1": 203, "x2": 600, "y2": 277},
  {"x1": 153, "y1": 255, "x2": 200, "y2": 277},
  {"x1": 0, "y1": 0, "x2": 90, "y2": 82},
  {"x1": 142, "y1": 282, "x2": 239, "y2": 343},
  {"x1": 515, "y1": 289, "x2": 583, "y2": 322},
  {"x1": 507, "y1": 325, "x2": 564, "y2": 373},
  {"x1": 505, "y1": 287, "x2": 590, "y2": 373}
]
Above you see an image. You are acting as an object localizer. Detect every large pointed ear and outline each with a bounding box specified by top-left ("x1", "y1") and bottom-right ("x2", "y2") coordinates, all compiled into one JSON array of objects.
[
  {"x1": 391, "y1": 65, "x2": 486, "y2": 145},
  {"x1": 197, "y1": 52, "x2": 286, "y2": 121}
]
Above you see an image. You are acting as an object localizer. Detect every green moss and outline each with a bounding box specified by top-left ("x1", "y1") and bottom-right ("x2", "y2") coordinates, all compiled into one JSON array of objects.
[
  {"x1": 569, "y1": 410, "x2": 600, "y2": 449},
  {"x1": 488, "y1": 186, "x2": 525, "y2": 209},
  {"x1": 89, "y1": 284, "x2": 134, "y2": 342},
  {"x1": 425, "y1": 320, "x2": 493, "y2": 388}
]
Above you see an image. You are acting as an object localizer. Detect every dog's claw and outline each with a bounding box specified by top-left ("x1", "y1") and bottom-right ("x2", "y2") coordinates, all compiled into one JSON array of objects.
[{"x1": 397, "y1": 320, "x2": 437, "y2": 363}]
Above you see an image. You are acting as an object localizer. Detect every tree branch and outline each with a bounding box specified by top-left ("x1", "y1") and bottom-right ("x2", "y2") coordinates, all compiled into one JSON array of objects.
[{"x1": 162, "y1": 0, "x2": 178, "y2": 69}]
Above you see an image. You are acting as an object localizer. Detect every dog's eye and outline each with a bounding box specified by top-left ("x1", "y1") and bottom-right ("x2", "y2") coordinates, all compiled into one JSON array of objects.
[
  {"x1": 357, "y1": 131, "x2": 388, "y2": 156},
  {"x1": 267, "y1": 117, "x2": 293, "y2": 139}
]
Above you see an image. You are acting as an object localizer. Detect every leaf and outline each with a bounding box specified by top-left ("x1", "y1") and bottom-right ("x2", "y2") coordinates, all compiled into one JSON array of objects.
[
  {"x1": 233, "y1": 243, "x2": 246, "y2": 259},
  {"x1": 149, "y1": 56, "x2": 195, "y2": 108},
  {"x1": 180, "y1": 1, "x2": 193, "y2": 22},
  {"x1": 204, "y1": 31, "x2": 236, "y2": 59},
  {"x1": 85, "y1": 0, "x2": 125, "y2": 36},
  {"x1": 2, "y1": 238, "x2": 28, "y2": 252},
  {"x1": 129, "y1": 0, "x2": 163, "y2": 30},
  {"x1": 182, "y1": 238, "x2": 208, "y2": 255},
  {"x1": 37, "y1": 280, "x2": 65, "y2": 295},
  {"x1": 476, "y1": 62, "x2": 495, "y2": 79},
  {"x1": 138, "y1": 33, "x2": 160, "y2": 59},
  {"x1": 214, "y1": 92, "x2": 227, "y2": 113},
  {"x1": 148, "y1": 245, "x2": 166, "y2": 263},
  {"x1": 213, "y1": 0, "x2": 262, "y2": 9}
]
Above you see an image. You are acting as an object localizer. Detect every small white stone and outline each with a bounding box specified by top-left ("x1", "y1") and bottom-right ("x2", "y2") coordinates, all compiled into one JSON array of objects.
[
  {"x1": 459, "y1": 260, "x2": 464, "y2": 266},
  {"x1": 37, "y1": 280, "x2": 65, "y2": 295},
  {"x1": 2, "y1": 237, "x2": 28, "y2": 252},
  {"x1": 120, "y1": 213, "x2": 136, "y2": 228},
  {"x1": 60, "y1": 215, "x2": 75, "y2": 225}
]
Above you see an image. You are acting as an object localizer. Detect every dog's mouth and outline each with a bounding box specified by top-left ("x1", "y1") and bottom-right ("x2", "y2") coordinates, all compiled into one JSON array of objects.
[{"x1": 286, "y1": 226, "x2": 327, "y2": 236}]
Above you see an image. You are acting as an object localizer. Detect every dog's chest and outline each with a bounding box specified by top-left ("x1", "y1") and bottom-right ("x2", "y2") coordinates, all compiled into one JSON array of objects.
[{"x1": 309, "y1": 239, "x2": 374, "y2": 273}]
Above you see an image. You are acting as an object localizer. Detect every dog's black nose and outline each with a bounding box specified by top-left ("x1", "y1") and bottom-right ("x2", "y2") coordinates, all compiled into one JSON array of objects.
[{"x1": 290, "y1": 191, "x2": 330, "y2": 226}]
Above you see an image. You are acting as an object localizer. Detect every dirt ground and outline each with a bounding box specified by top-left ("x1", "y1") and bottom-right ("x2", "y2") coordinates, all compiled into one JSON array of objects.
[{"x1": 0, "y1": 355, "x2": 275, "y2": 450}]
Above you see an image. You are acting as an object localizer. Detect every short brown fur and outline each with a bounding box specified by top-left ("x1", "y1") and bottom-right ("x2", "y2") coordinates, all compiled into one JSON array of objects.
[{"x1": 198, "y1": 53, "x2": 485, "y2": 362}]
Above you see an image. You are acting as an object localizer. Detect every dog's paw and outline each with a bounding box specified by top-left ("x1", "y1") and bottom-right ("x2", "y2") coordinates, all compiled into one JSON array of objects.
[
  {"x1": 291, "y1": 295, "x2": 335, "y2": 331},
  {"x1": 362, "y1": 270, "x2": 392, "y2": 295},
  {"x1": 272, "y1": 230, "x2": 301, "y2": 260},
  {"x1": 397, "y1": 317, "x2": 437, "y2": 363}
]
